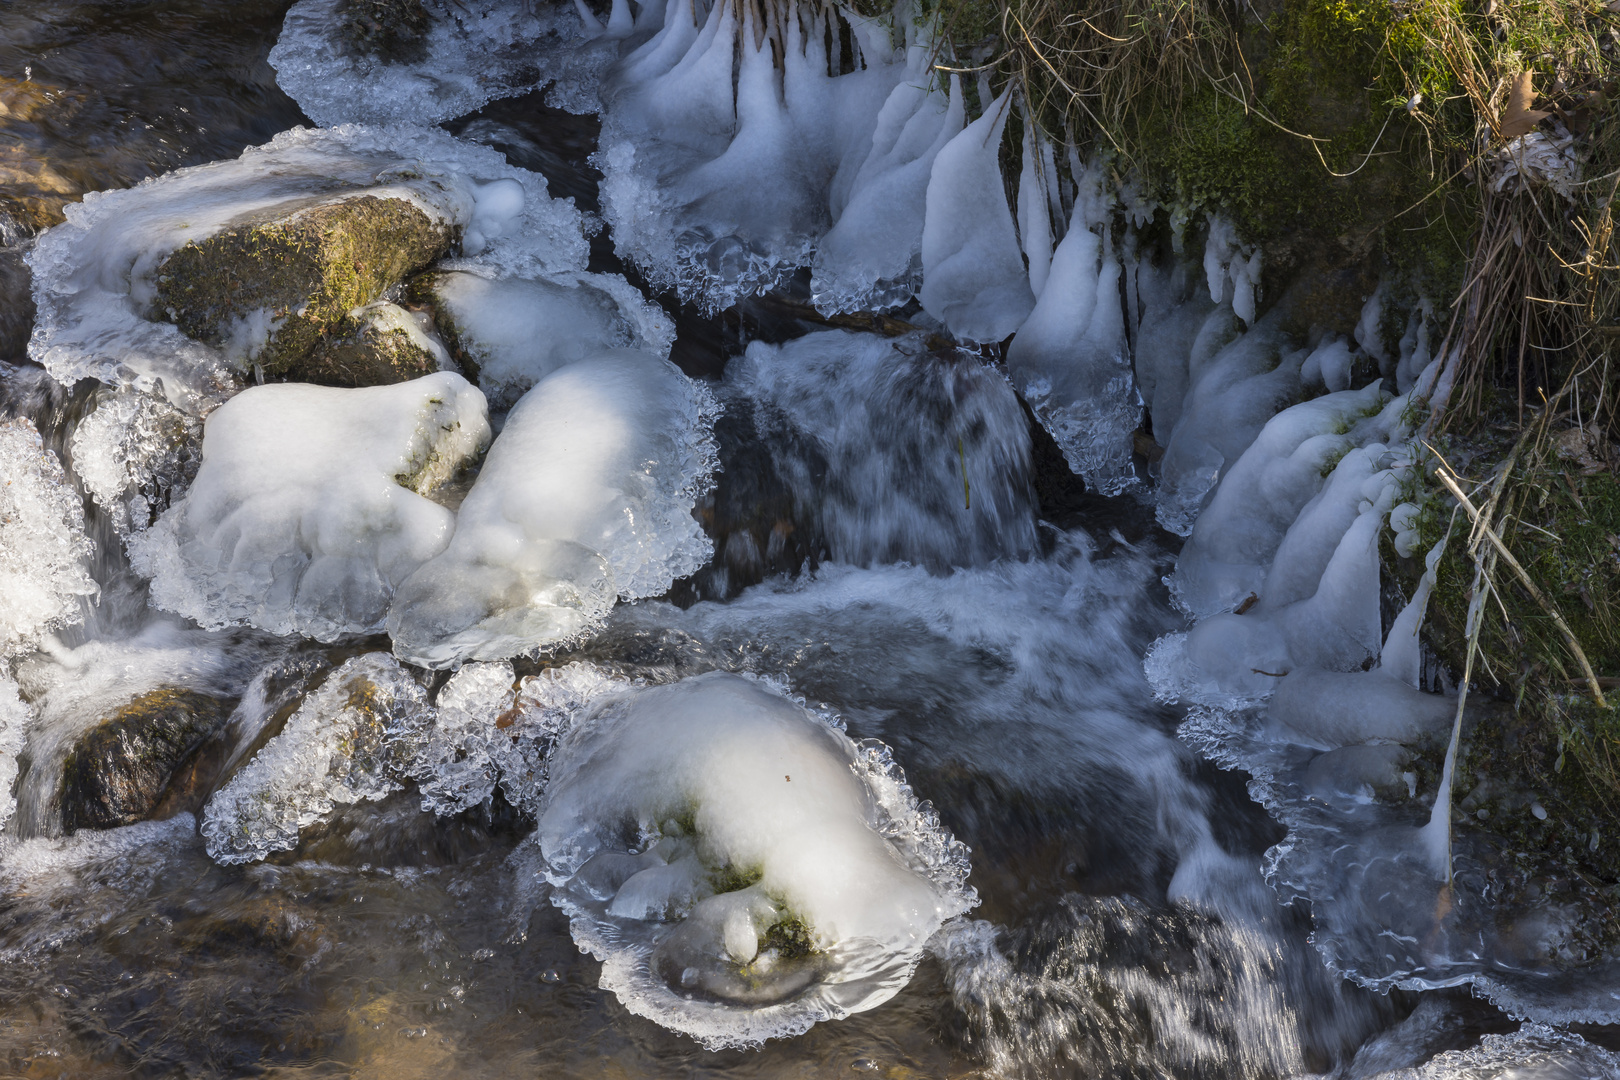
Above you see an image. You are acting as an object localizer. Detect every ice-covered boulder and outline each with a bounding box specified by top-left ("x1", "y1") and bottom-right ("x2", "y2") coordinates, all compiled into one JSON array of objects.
[
  {"x1": 294, "y1": 299, "x2": 449, "y2": 387},
  {"x1": 0, "y1": 418, "x2": 97, "y2": 657},
  {"x1": 539, "y1": 672, "x2": 976, "y2": 1047},
  {"x1": 201, "y1": 653, "x2": 433, "y2": 864},
  {"x1": 151, "y1": 189, "x2": 459, "y2": 377},
  {"x1": 414, "y1": 268, "x2": 673, "y2": 408},
  {"x1": 69, "y1": 389, "x2": 202, "y2": 538},
  {"x1": 386, "y1": 351, "x2": 717, "y2": 667},
  {"x1": 28, "y1": 125, "x2": 582, "y2": 410},
  {"x1": 130, "y1": 372, "x2": 491, "y2": 641}
]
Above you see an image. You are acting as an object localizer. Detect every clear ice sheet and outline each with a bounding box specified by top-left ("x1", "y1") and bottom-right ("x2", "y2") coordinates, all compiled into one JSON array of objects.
[{"x1": 271, "y1": 0, "x2": 606, "y2": 127}]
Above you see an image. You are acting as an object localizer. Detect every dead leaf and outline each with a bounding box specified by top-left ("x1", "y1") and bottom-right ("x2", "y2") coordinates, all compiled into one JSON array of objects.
[{"x1": 1500, "y1": 71, "x2": 1552, "y2": 140}]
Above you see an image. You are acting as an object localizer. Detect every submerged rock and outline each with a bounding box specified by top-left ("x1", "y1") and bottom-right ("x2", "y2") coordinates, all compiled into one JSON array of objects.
[
  {"x1": 59, "y1": 688, "x2": 234, "y2": 833},
  {"x1": 339, "y1": 0, "x2": 431, "y2": 63},
  {"x1": 152, "y1": 193, "x2": 457, "y2": 376},
  {"x1": 292, "y1": 299, "x2": 449, "y2": 387}
]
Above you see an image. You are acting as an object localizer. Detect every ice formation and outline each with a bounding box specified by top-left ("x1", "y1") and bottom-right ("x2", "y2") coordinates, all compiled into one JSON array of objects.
[
  {"x1": 1141, "y1": 328, "x2": 1620, "y2": 1021},
  {"x1": 0, "y1": 418, "x2": 97, "y2": 656},
  {"x1": 538, "y1": 671, "x2": 976, "y2": 1048},
  {"x1": 1006, "y1": 167, "x2": 1139, "y2": 494},
  {"x1": 201, "y1": 653, "x2": 434, "y2": 864},
  {"x1": 130, "y1": 373, "x2": 492, "y2": 641},
  {"x1": 809, "y1": 51, "x2": 962, "y2": 314},
  {"x1": 0, "y1": 674, "x2": 33, "y2": 832},
  {"x1": 27, "y1": 124, "x2": 584, "y2": 411},
  {"x1": 918, "y1": 90, "x2": 1034, "y2": 342},
  {"x1": 723, "y1": 329, "x2": 1038, "y2": 568},
  {"x1": 422, "y1": 268, "x2": 673, "y2": 408},
  {"x1": 386, "y1": 351, "x2": 717, "y2": 667},
  {"x1": 270, "y1": 0, "x2": 618, "y2": 126},
  {"x1": 69, "y1": 388, "x2": 202, "y2": 537}
]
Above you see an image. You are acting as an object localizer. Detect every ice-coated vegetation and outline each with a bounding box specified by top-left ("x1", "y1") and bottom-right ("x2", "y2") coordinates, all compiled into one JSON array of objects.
[
  {"x1": 538, "y1": 672, "x2": 976, "y2": 1048},
  {"x1": 130, "y1": 373, "x2": 491, "y2": 641},
  {"x1": 387, "y1": 351, "x2": 717, "y2": 667}
]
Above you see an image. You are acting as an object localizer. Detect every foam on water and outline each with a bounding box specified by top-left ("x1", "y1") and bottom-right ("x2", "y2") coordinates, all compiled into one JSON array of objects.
[
  {"x1": 27, "y1": 124, "x2": 586, "y2": 411},
  {"x1": 386, "y1": 351, "x2": 718, "y2": 667},
  {"x1": 129, "y1": 373, "x2": 491, "y2": 641},
  {"x1": 0, "y1": 418, "x2": 97, "y2": 657},
  {"x1": 537, "y1": 671, "x2": 976, "y2": 1049}
]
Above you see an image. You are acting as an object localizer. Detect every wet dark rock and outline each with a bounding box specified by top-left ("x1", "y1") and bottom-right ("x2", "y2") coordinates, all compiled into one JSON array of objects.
[
  {"x1": 340, "y1": 0, "x2": 432, "y2": 63},
  {"x1": 152, "y1": 194, "x2": 457, "y2": 376},
  {"x1": 60, "y1": 688, "x2": 235, "y2": 832},
  {"x1": 289, "y1": 299, "x2": 446, "y2": 387}
]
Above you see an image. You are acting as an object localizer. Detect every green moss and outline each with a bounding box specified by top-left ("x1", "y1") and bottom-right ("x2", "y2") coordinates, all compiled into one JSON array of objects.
[
  {"x1": 760, "y1": 916, "x2": 817, "y2": 959},
  {"x1": 709, "y1": 862, "x2": 764, "y2": 894},
  {"x1": 154, "y1": 194, "x2": 455, "y2": 377}
]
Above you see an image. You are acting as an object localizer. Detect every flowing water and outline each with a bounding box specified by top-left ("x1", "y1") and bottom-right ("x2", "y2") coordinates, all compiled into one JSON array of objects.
[{"x1": 0, "y1": 2, "x2": 1618, "y2": 1078}]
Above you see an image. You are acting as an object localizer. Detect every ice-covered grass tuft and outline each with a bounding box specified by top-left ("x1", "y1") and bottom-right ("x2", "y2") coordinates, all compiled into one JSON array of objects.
[
  {"x1": 538, "y1": 671, "x2": 977, "y2": 1049},
  {"x1": 0, "y1": 419, "x2": 97, "y2": 656}
]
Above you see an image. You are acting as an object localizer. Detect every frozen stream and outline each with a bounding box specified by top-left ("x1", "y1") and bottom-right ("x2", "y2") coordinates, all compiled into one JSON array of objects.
[{"x1": 0, "y1": 0, "x2": 1618, "y2": 1077}]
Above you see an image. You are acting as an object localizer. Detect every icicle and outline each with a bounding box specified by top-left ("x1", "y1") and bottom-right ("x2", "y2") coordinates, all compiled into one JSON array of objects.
[
  {"x1": 575, "y1": 0, "x2": 606, "y2": 34},
  {"x1": 1017, "y1": 101, "x2": 1055, "y2": 299},
  {"x1": 919, "y1": 88, "x2": 1035, "y2": 342},
  {"x1": 606, "y1": 0, "x2": 636, "y2": 37}
]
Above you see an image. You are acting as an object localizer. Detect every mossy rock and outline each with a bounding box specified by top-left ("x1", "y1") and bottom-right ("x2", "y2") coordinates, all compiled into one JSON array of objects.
[
  {"x1": 59, "y1": 688, "x2": 235, "y2": 833},
  {"x1": 290, "y1": 300, "x2": 448, "y2": 387},
  {"x1": 152, "y1": 194, "x2": 456, "y2": 377},
  {"x1": 340, "y1": 0, "x2": 432, "y2": 63}
]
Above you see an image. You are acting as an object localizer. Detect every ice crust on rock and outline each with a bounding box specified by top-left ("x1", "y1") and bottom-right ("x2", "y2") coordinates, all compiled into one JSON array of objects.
[
  {"x1": 0, "y1": 674, "x2": 34, "y2": 832},
  {"x1": 538, "y1": 671, "x2": 976, "y2": 1049},
  {"x1": 70, "y1": 390, "x2": 203, "y2": 539},
  {"x1": 271, "y1": 0, "x2": 604, "y2": 127},
  {"x1": 0, "y1": 419, "x2": 97, "y2": 657},
  {"x1": 201, "y1": 653, "x2": 433, "y2": 864},
  {"x1": 387, "y1": 351, "x2": 718, "y2": 667},
  {"x1": 724, "y1": 329, "x2": 1038, "y2": 568},
  {"x1": 422, "y1": 268, "x2": 674, "y2": 408},
  {"x1": 130, "y1": 373, "x2": 491, "y2": 641},
  {"x1": 28, "y1": 124, "x2": 585, "y2": 411}
]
